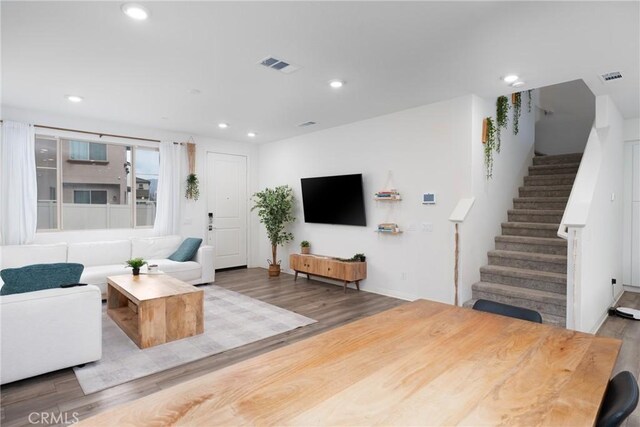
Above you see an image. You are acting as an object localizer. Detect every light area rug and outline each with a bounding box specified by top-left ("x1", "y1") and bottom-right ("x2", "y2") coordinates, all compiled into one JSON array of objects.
[{"x1": 74, "y1": 284, "x2": 316, "y2": 394}]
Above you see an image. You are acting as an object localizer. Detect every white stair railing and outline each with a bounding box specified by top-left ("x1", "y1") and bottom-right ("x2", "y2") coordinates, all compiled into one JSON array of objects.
[{"x1": 558, "y1": 126, "x2": 601, "y2": 330}]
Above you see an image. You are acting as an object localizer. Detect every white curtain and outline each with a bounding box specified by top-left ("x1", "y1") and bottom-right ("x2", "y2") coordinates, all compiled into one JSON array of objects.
[
  {"x1": 153, "y1": 141, "x2": 185, "y2": 236},
  {"x1": 0, "y1": 121, "x2": 37, "y2": 245}
]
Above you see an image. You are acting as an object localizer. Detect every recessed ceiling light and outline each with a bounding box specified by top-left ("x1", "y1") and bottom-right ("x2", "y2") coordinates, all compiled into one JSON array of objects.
[
  {"x1": 503, "y1": 75, "x2": 519, "y2": 84},
  {"x1": 511, "y1": 81, "x2": 525, "y2": 88},
  {"x1": 121, "y1": 3, "x2": 149, "y2": 20},
  {"x1": 329, "y1": 80, "x2": 344, "y2": 89},
  {"x1": 218, "y1": 123, "x2": 229, "y2": 129},
  {"x1": 65, "y1": 95, "x2": 83, "y2": 103},
  {"x1": 247, "y1": 132, "x2": 257, "y2": 138}
]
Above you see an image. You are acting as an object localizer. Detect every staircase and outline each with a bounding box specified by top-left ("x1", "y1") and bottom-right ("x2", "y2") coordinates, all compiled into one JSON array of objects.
[{"x1": 465, "y1": 153, "x2": 583, "y2": 327}]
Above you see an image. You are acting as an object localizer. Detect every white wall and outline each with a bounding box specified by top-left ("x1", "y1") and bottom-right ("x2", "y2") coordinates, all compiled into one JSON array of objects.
[
  {"x1": 572, "y1": 96, "x2": 625, "y2": 332},
  {"x1": 535, "y1": 80, "x2": 595, "y2": 156},
  {"x1": 457, "y1": 95, "x2": 536, "y2": 303},
  {"x1": 257, "y1": 94, "x2": 534, "y2": 302},
  {"x1": 622, "y1": 117, "x2": 640, "y2": 288},
  {"x1": 1, "y1": 106, "x2": 260, "y2": 266}
]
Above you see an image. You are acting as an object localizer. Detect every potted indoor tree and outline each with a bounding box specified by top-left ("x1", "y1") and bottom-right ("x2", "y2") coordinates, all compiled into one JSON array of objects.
[
  {"x1": 251, "y1": 185, "x2": 295, "y2": 277},
  {"x1": 300, "y1": 240, "x2": 310, "y2": 254}
]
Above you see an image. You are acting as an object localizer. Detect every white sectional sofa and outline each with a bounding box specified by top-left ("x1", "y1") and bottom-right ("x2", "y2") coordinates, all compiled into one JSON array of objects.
[
  {"x1": 0, "y1": 235, "x2": 214, "y2": 384},
  {"x1": 0, "y1": 235, "x2": 215, "y2": 295}
]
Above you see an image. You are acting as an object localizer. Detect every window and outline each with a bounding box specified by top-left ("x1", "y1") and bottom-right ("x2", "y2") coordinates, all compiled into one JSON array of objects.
[
  {"x1": 69, "y1": 141, "x2": 107, "y2": 161},
  {"x1": 35, "y1": 136, "x2": 159, "y2": 231},
  {"x1": 35, "y1": 137, "x2": 58, "y2": 230},
  {"x1": 73, "y1": 190, "x2": 108, "y2": 204},
  {"x1": 135, "y1": 148, "x2": 159, "y2": 227}
]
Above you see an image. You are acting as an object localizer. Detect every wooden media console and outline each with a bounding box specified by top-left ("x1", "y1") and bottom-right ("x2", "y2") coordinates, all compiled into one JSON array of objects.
[{"x1": 289, "y1": 253, "x2": 366, "y2": 293}]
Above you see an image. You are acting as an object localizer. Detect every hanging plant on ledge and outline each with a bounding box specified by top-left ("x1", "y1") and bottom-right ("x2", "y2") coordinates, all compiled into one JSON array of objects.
[
  {"x1": 482, "y1": 117, "x2": 497, "y2": 179},
  {"x1": 527, "y1": 89, "x2": 533, "y2": 113},
  {"x1": 512, "y1": 92, "x2": 522, "y2": 135},
  {"x1": 496, "y1": 96, "x2": 509, "y2": 153},
  {"x1": 185, "y1": 140, "x2": 199, "y2": 200}
]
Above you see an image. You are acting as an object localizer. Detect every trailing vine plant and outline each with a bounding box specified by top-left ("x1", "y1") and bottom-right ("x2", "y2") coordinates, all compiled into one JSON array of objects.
[
  {"x1": 495, "y1": 96, "x2": 509, "y2": 153},
  {"x1": 527, "y1": 89, "x2": 533, "y2": 113},
  {"x1": 512, "y1": 92, "x2": 522, "y2": 135},
  {"x1": 483, "y1": 117, "x2": 497, "y2": 179}
]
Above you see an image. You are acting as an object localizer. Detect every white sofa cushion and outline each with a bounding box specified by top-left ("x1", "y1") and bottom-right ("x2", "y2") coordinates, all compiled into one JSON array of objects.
[
  {"x1": 81, "y1": 264, "x2": 130, "y2": 292},
  {"x1": 68, "y1": 240, "x2": 131, "y2": 268},
  {"x1": 0, "y1": 243, "x2": 67, "y2": 269},
  {"x1": 131, "y1": 235, "x2": 182, "y2": 259},
  {"x1": 147, "y1": 259, "x2": 202, "y2": 282}
]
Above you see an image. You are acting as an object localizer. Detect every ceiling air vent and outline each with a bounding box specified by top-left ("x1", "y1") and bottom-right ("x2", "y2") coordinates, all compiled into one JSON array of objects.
[
  {"x1": 298, "y1": 121, "x2": 317, "y2": 127},
  {"x1": 599, "y1": 71, "x2": 623, "y2": 82},
  {"x1": 259, "y1": 56, "x2": 300, "y2": 74}
]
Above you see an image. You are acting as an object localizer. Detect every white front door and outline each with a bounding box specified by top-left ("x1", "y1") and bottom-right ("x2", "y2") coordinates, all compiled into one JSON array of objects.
[{"x1": 207, "y1": 153, "x2": 248, "y2": 269}]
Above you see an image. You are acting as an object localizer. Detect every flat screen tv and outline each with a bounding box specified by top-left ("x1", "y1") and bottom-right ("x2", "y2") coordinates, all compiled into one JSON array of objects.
[{"x1": 300, "y1": 174, "x2": 367, "y2": 226}]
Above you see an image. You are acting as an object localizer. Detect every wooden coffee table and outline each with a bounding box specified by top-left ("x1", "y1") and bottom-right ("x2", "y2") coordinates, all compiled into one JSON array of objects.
[{"x1": 107, "y1": 274, "x2": 204, "y2": 349}]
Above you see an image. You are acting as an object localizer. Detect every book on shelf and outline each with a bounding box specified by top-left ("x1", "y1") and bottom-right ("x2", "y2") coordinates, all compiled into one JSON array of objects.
[{"x1": 377, "y1": 223, "x2": 400, "y2": 233}]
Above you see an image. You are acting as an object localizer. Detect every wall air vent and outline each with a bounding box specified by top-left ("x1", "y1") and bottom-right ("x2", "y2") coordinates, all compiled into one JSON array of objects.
[
  {"x1": 298, "y1": 121, "x2": 317, "y2": 127},
  {"x1": 599, "y1": 71, "x2": 623, "y2": 82},
  {"x1": 259, "y1": 56, "x2": 300, "y2": 74}
]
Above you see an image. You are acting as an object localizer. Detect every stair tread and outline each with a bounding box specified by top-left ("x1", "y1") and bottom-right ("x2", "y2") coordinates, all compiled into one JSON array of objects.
[
  {"x1": 513, "y1": 197, "x2": 569, "y2": 202},
  {"x1": 525, "y1": 173, "x2": 578, "y2": 179},
  {"x1": 473, "y1": 281, "x2": 566, "y2": 302},
  {"x1": 495, "y1": 235, "x2": 567, "y2": 246},
  {"x1": 488, "y1": 249, "x2": 567, "y2": 263},
  {"x1": 502, "y1": 222, "x2": 559, "y2": 229},
  {"x1": 519, "y1": 184, "x2": 573, "y2": 190},
  {"x1": 480, "y1": 265, "x2": 567, "y2": 282},
  {"x1": 508, "y1": 209, "x2": 564, "y2": 215},
  {"x1": 529, "y1": 162, "x2": 581, "y2": 170}
]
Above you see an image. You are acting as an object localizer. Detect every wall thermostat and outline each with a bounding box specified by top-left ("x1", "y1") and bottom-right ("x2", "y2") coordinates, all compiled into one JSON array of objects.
[{"x1": 423, "y1": 193, "x2": 436, "y2": 204}]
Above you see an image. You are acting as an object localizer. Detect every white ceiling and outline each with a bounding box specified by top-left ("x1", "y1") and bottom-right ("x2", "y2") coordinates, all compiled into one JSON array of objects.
[{"x1": 2, "y1": 1, "x2": 639, "y2": 143}]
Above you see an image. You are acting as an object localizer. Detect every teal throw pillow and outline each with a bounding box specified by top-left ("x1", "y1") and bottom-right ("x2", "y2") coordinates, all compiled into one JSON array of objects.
[
  {"x1": 0, "y1": 263, "x2": 84, "y2": 296},
  {"x1": 168, "y1": 238, "x2": 202, "y2": 262}
]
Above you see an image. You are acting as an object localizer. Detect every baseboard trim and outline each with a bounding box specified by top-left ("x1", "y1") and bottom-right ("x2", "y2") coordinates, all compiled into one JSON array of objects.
[
  {"x1": 623, "y1": 285, "x2": 640, "y2": 294},
  {"x1": 590, "y1": 290, "x2": 625, "y2": 333}
]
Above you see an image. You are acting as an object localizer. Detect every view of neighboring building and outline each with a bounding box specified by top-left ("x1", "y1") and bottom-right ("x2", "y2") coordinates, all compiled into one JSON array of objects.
[{"x1": 61, "y1": 140, "x2": 129, "y2": 205}]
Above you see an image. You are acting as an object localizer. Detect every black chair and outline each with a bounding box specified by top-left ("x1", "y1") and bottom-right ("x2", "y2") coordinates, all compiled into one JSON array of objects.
[
  {"x1": 597, "y1": 371, "x2": 639, "y2": 427},
  {"x1": 472, "y1": 299, "x2": 543, "y2": 323}
]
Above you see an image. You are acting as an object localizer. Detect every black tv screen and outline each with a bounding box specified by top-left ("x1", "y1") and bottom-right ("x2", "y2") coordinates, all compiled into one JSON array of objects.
[{"x1": 301, "y1": 174, "x2": 367, "y2": 226}]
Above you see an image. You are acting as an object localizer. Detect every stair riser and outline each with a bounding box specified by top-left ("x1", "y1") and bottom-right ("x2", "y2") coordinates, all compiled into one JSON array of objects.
[
  {"x1": 502, "y1": 226, "x2": 558, "y2": 238},
  {"x1": 529, "y1": 166, "x2": 579, "y2": 176},
  {"x1": 480, "y1": 271, "x2": 566, "y2": 293},
  {"x1": 488, "y1": 255, "x2": 567, "y2": 274},
  {"x1": 524, "y1": 176, "x2": 576, "y2": 186},
  {"x1": 533, "y1": 155, "x2": 582, "y2": 166},
  {"x1": 507, "y1": 212, "x2": 563, "y2": 224},
  {"x1": 495, "y1": 241, "x2": 567, "y2": 255},
  {"x1": 513, "y1": 200, "x2": 567, "y2": 210},
  {"x1": 472, "y1": 290, "x2": 566, "y2": 317},
  {"x1": 519, "y1": 188, "x2": 572, "y2": 197}
]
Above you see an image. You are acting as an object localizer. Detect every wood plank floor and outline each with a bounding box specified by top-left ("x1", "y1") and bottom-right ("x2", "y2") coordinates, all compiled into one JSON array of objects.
[
  {"x1": 1, "y1": 269, "x2": 638, "y2": 426},
  {"x1": 596, "y1": 291, "x2": 640, "y2": 427},
  {"x1": 0, "y1": 268, "x2": 405, "y2": 426}
]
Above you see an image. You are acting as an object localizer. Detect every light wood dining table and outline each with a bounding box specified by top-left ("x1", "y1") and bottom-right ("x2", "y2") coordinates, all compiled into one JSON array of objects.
[{"x1": 80, "y1": 299, "x2": 621, "y2": 426}]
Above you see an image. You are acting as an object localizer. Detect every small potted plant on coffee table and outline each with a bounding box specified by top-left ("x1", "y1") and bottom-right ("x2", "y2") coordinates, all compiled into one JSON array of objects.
[
  {"x1": 300, "y1": 240, "x2": 311, "y2": 255},
  {"x1": 126, "y1": 258, "x2": 147, "y2": 276}
]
